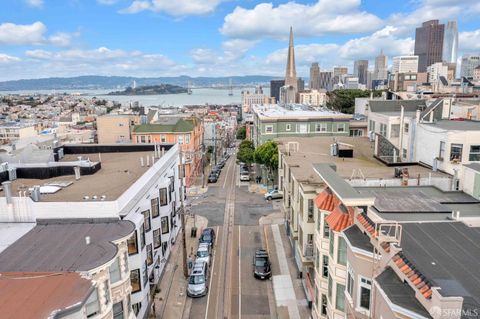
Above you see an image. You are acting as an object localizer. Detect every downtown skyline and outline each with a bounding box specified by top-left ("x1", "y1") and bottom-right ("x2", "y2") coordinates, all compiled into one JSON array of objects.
[{"x1": 1, "y1": 0, "x2": 480, "y2": 81}]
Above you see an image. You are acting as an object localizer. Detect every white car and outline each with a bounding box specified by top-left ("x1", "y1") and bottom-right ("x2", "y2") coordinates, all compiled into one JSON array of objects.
[
  {"x1": 264, "y1": 189, "x2": 283, "y2": 200},
  {"x1": 240, "y1": 173, "x2": 250, "y2": 181},
  {"x1": 196, "y1": 244, "x2": 211, "y2": 266}
]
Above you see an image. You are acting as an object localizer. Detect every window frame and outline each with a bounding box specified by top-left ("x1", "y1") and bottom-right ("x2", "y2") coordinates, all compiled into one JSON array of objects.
[
  {"x1": 346, "y1": 264, "x2": 354, "y2": 299},
  {"x1": 146, "y1": 243, "x2": 153, "y2": 266},
  {"x1": 161, "y1": 216, "x2": 169, "y2": 234},
  {"x1": 151, "y1": 198, "x2": 159, "y2": 218},
  {"x1": 322, "y1": 255, "x2": 329, "y2": 278},
  {"x1": 357, "y1": 276, "x2": 372, "y2": 312},
  {"x1": 265, "y1": 125, "x2": 274, "y2": 133},
  {"x1": 286, "y1": 123, "x2": 291, "y2": 131},
  {"x1": 159, "y1": 188, "x2": 168, "y2": 206},
  {"x1": 335, "y1": 283, "x2": 346, "y2": 312},
  {"x1": 450, "y1": 143, "x2": 463, "y2": 161},
  {"x1": 153, "y1": 228, "x2": 161, "y2": 249},
  {"x1": 127, "y1": 231, "x2": 138, "y2": 255},
  {"x1": 109, "y1": 257, "x2": 121, "y2": 284},
  {"x1": 130, "y1": 269, "x2": 141, "y2": 293},
  {"x1": 113, "y1": 301, "x2": 124, "y2": 319},
  {"x1": 469, "y1": 145, "x2": 480, "y2": 161},
  {"x1": 439, "y1": 141, "x2": 446, "y2": 160},
  {"x1": 337, "y1": 123, "x2": 345, "y2": 132},
  {"x1": 338, "y1": 236, "x2": 347, "y2": 265},
  {"x1": 404, "y1": 123, "x2": 409, "y2": 133},
  {"x1": 85, "y1": 288, "x2": 100, "y2": 318},
  {"x1": 142, "y1": 209, "x2": 151, "y2": 232},
  {"x1": 140, "y1": 224, "x2": 145, "y2": 250}
]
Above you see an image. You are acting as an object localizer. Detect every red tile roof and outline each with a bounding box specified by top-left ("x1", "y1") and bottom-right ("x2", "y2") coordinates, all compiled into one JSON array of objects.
[
  {"x1": 325, "y1": 203, "x2": 355, "y2": 232},
  {"x1": 357, "y1": 213, "x2": 378, "y2": 238},
  {"x1": 315, "y1": 188, "x2": 338, "y2": 211},
  {"x1": 392, "y1": 252, "x2": 432, "y2": 299}
]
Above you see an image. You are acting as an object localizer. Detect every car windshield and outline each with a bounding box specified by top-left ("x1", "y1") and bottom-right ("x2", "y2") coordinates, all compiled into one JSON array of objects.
[
  {"x1": 201, "y1": 234, "x2": 211, "y2": 241},
  {"x1": 189, "y1": 274, "x2": 205, "y2": 284},
  {"x1": 197, "y1": 250, "x2": 209, "y2": 257},
  {"x1": 255, "y1": 257, "x2": 268, "y2": 267}
]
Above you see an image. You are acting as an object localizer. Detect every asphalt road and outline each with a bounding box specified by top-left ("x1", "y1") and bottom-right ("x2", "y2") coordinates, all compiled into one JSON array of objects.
[{"x1": 188, "y1": 154, "x2": 276, "y2": 319}]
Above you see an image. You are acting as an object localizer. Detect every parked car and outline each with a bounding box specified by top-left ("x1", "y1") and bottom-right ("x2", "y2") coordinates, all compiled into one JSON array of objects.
[
  {"x1": 218, "y1": 161, "x2": 225, "y2": 169},
  {"x1": 196, "y1": 243, "x2": 211, "y2": 266},
  {"x1": 264, "y1": 189, "x2": 283, "y2": 200},
  {"x1": 253, "y1": 249, "x2": 271, "y2": 279},
  {"x1": 208, "y1": 174, "x2": 218, "y2": 183},
  {"x1": 199, "y1": 228, "x2": 216, "y2": 247},
  {"x1": 187, "y1": 261, "x2": 208, "y2": 297},
  {"x1": 240, "y1": 172, "x2": 250, "y2": 181}
]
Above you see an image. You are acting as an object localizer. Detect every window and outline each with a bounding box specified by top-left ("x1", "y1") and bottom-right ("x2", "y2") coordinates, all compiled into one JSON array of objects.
[
  {"x1": 159, "y1": 188, "x2": 168, "y2": 206},
  {"x1": 379, "y1": 123, "x2": 387, "y2": 136},
  {"x1": 337, "y1": 123, "x2": 345, "y2": 132},
  {"x1": 85, "y1": 289, "x2": 100, "y2": 318},
  {"x1": 329, "y1": 233, "x2": 334, "y2": 258},
  {"x1": 140, "y1": 224, "x2": 145, "y2": 249},
  {"x1": 160, "y1": 134, "x2": 166, "y2": 143},
  {"x1": 346, "y1": 266, "x2": 354, "y2": 298},
  {"x1": 323, "y1": 215, "x2": 330, "y2": 238},
  {"x1": 307, "y1": 199, "x2": 314, "y2": 222},
  {"x1": 131, "y1": 269, "x2": 141, "y2": 293},
  {"x1": 321, "y1": 294, "x2": 327, "y2": 316},
  {"x1": 143, "y1": 210, "x2": 151, "y2": 232},
  {"x1": 265, "y1": 125, "x2": 273, "y2": 133},
  {"x1": 369, "y1": 120, "x2": 375, "y2": 132},
  {"x1": 299, "y1": 123, "x2": 308, "y2": 133},
  {"x1": 178, "y1": 135, "x2": 183, "y2": 144},
  {"x1": 439, "y1": 141, "x2": 446, "y2": 159},
  {"x1": 132, "y1": 302, "x2": 141, "y2": 316},
  {"x1": 103, "y1": 280, "x2": 110, "y2": 306},
  {"x1": 322, "y1": 255, "x2": 329, "y2": 278},
  {"x1": 391, "y1": 124, "x2": 400, "y2": 137},
  {"x1": 146, "y1": 244, "x2": 153, "y2": 266},
  {"x1": 185, "y1": 134, "x2": 191, "y2": 144},
  {"x1": 127, "y1": 231, "x2": 138, "y2": 255},
  {"x1": 469, "y1": 145, "x2": 480, "y2": 161},
  {"x1": 328, "y1": 276, "x2": 332, "y2": 299},
  {"x1": 402, "y1": 148, "x2": 407, "y2": 160},
  {"x1": 338, "y1": 236, "x2": 347, "y2": 265},
  {"x1": 140, "y1": 135, "x2": 146, "y2": 143},
  {"x1": 336, "y1": 283, "x2": 345, "y2": 311},
  {"x1": 109, "y1": 257, "x2": 121, "y2": 283},
  {"x1": 113, "y1": 302, "x2": 124, "y2": 319},
  {"x1": 286, "y1": 124, "x2": 291, "y2": 131},
  {"x1": 153, "y1": 229, "x2": 161, "y2": 249},
  {"x1": 315, "y1": 123, "x2": 321, "y2": 132},
  {"x1": 450, "y1": 143, "x2": 463, "y2": 161},
  {"x1": 358, "y1": 277, "x2": 372, "y2": 310},
  {"x1": 142, "y1": 261, "x2": 148, "y2": 287},
  {"x1": 161, "y1": 216, "x2": 169, "y2": 234},
  {"x1": 404, "y1": 123, "x2": 409, "y2": 133}
]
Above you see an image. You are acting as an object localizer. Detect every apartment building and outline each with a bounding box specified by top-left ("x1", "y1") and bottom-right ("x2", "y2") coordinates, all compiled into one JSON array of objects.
[
  {"x1": 277, "y1": 136, "x2": 448, "y2": 317},
  {"x1": 96, "y1": 114, "x2": 140, "y2": 144},
  {"x1": 0, "y1": 143, "x2": 182, "y2": 319},
  {"x1": 0, "y1": 122, "x2": 37, "y2": 143},
  {"x1": 299, "y1": 90, "x2": 327, "y2": 106},
  {"x1": 132, "y1": 116, "x2": 202, "y2": 187},
  {"x1": 0, "y1": 220, "x2": 136, "y2": 319},
  {"x1": 252, "y1": 104, "x2": 351, "y2": 147}
]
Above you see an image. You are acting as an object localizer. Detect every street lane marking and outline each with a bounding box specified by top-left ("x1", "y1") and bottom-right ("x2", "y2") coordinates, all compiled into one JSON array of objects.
[
  {"x1": 238, "y1": 225, "x2": 241, "y2": 318},
  {"x1": 222, "y1": 156, "x2": 234, "y2": 189},
  {"x1": 204, "y1": 225, "x2": 219, "y2": 319}
]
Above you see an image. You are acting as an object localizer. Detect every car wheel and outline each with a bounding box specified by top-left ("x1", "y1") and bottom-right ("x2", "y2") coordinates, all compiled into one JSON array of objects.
[{"x1": 267, "y1": 196, "x2": 272, "y2": 200}]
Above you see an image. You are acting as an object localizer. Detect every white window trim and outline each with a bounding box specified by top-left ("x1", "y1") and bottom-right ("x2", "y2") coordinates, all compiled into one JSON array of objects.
[
  {"x1": 346, "y1": 264, "x2": 354, "y2": 299},
  {"x1": 337, "y1": 123, "x2": 346, "y2": 132},
  {"x1": 286, "y1": 124, "x2": 291, "y2": 131},
  {"x1": 356, "y1": 275, "x2": 372, "y2": 315},
  {"x1": 265, "y1": 125, "x2": 274, "y2": 134}
]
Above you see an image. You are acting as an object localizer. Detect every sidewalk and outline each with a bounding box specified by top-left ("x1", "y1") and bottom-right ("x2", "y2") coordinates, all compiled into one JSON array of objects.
[{"x1": 151, "y1": 215, "x2": 208, "y2": 318}]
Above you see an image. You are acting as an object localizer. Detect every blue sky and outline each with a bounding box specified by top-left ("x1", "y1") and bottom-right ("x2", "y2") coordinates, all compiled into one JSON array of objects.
[{"x1": 0, "y1": 0, "x2": 480, "y2": 80}]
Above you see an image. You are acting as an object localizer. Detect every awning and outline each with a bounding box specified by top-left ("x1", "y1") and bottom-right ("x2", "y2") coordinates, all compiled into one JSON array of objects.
[{"x1": 325, "y1": 203, "x2": 354, "y2": 232}]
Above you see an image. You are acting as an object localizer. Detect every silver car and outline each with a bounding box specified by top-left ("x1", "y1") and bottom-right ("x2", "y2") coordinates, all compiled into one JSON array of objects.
[
  {"x1": 187, "y1": 261, "x2": 208, "y2": 298},
  {"x1": 264, "y1": 189, "x2": 283, "y2": 200},
  {"x1": 196, "y1": 243, "x2": 211, "y2": 266}
]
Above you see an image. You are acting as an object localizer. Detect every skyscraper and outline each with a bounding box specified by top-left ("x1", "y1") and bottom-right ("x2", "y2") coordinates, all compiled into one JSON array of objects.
[
  {"x1": 354, "y1": 60, "x2": 369, "y2": 85},
  {"x1": 374, "y1": 50, "x2": 388, "y2": 81},
  {"x1": 392, "y1": 56, "x2": 419, "y2": 73},
  {"x1": 281, "y1": 26, "x2": 298, "y2": 104},
  {"x1": 270, "y1": 79, "x2": 285, "y2": 102},
  {"x1": 460, "y1": 54, "x2": 480, "y2": 78},
  {"x1": 333, "y1": 66, "x2": 348, "y2": 78},
  {"x1": 414, "y1": 20, "x2": 445, "y2": 72},
  {"x1": 309, "y1": 63, "x2": 320, "y2": 90},
  {"x1": 319, "y1": 71, "x2": 333, "y2": 91},
  {"x1": 442, "y1": 21, "x2": 458, "y2": 64}
]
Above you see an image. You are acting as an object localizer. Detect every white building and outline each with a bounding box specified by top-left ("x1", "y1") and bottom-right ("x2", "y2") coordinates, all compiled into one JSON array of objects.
[
  {"x1": 427, "y1": 62, "x2": 449, "y2": 84},
  {"x1": 0, "y1": 122, "x2": 37, "y2": 143},
  {"x1": 392, "y1": 56, "x2": 419, "y2": 74},
  {"x1": 460, "y1": 54, "x2": 480, "y2": 78},
  {"x1": 0, "y1": 143, "x2": 182, "y2": 319},
  {"x1": 299, "y1": 90, "x2": 327, "y2": 106}
]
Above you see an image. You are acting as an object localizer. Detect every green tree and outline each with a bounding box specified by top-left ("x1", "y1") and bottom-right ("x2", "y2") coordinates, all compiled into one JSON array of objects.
[
  {"x1": 239, "y1": 140, "x2": 254, "y2": 150},
  {"x1": 327, "y1": 89, "x2": 383, "y2": 114},
  {"x1": 237, "y1": 139, "x2": 255, "y2": 164},
  {"x1": 254, "y1": 141, "x2": 278, "y2": 171},
  {"x1": 236, "y1": 126, "x2": 246, "y2": 140}
]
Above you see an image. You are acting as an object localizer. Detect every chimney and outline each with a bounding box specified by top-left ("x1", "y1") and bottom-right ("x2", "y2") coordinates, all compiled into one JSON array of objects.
[
  {"x1": 31, "y1": 185, "x2": 41, "y2": 202},
  {"x1": 2, "y1": 181, "x2": 13, "y2": 205}
]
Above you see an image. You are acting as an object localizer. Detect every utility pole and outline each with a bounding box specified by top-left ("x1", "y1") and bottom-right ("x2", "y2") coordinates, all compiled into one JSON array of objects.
[{"x1": 179, "y1": 150, "x2": 188, "y2": 278}]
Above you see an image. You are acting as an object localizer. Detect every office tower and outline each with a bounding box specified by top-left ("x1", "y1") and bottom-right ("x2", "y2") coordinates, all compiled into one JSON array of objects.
[
  {"x1": 366, "y1": 71, "x2": 373, "y2": 89},
  {"x1": 270, "y1": 79, "x2": 285, "y2": 102},
  {"x1": 460, "y1": 54, "x2": 480, "y2": 78},
  {"x1": 310, "y1": 63, "x2": 320, "y2": 90},
  {"x1": 354, "y1": 60, "x2": 369, "y2": 85},
  {"x1": 442, "y1": 21, "x2": 458, "y2": 64},
  {"x1": 374, "y1": 50, "x2": 388, "y2": 81},
  {"x1": 392, "y1": 56, "x2": 419, "y2": 73},
  {"x1": 281, "y1": 26, "x2": 298, "y2": 104},
  {"x1": 319, "y1": 71, "x2": 333, "y2": 91},
  {"x1": 297, "y1": 78, "x2": 305, "y2": 93},
  {"x1": 414, "y1": 20, "x2": 445, "y2": 72},
  {"x1": 333, "y1": 66, "x2": 348, "y2": 78}
]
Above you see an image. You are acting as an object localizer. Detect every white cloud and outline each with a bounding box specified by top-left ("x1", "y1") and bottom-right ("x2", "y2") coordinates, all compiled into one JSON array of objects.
[
  {"x1": 221, "y1": 0, "x2": 383, "y2": 39},
  {"x1": 222, "y1": 39, "x2": 258, "y2": 61},
  {"x1": 0, "y1": 22, "x2": 46, "y2": 45},
  {"x1": 25, "y1": 0, "x2": 43, "y2": 8},
  {"x1": 0, "y1": 54, "x2": 21, "y2": 63},
  {"x1": 190, "y1": 48, "x2": 218, "y2": 65},
  {"x1": 459, "y1": 29, "x2": 480, "y2": 53},
  {"x1": 121, "y1": 0, "x2": 222, "y2": 16}
]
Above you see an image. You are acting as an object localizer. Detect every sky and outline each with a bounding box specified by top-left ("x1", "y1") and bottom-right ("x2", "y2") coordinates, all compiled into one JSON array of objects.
[{"x1": 1, "y1": 0, "x2": 480, "y2": 81}]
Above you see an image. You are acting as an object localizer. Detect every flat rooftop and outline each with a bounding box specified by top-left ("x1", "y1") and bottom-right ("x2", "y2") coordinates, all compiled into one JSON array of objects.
[
  {"x1": 0, "y1": 151, "x2": 155, "y2": 202},
  {"x1": 0, "y1": 223, "x2": 36, "y2": 253},
  {"x1": 355, "y1": 186, "x2": 480, "y2": 221},
  {"x1": 0, "y1": 219, "x2": 134, "y2": 272},
  {"x1": 422, "y1": 119, "x2": 480, "y2": 131},
  {"x1": 253, "y1": 104, "x2": 351, "y2": 120},
  {"x1": 401, "y1": 222, "x2": 480, "y2": 313},
  {"x1": 0, "y1": 272, "x2": 93, "y2": 319},
  {"x1": 277, "y1": 136, "x2": 447, "y2": 183}
]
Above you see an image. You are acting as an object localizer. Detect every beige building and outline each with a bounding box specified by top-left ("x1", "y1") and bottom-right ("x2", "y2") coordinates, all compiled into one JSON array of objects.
[
  {"x1": 299, "y1": 90, "x2": 327, "y2": 106},
  {"x1": 0, "y1": 122, "x2": 37, "y2": 143},
  {"x1": 96, "y1": 114, "x2": 140, "y2": 144}
]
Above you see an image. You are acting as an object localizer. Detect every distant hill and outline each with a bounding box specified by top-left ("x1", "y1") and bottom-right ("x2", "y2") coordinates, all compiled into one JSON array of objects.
[
  {"x1": 0, "y1": 75, "x2": 278, "y2": 91},
  {"x1": 108, "y1": 84, "x2": 187, "y2": 95}
]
